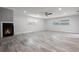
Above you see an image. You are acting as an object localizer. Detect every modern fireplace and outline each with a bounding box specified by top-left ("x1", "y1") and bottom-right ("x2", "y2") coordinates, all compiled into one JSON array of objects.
[{"x1": 1, "y1": 22, "x2": 14, "y2": 38}]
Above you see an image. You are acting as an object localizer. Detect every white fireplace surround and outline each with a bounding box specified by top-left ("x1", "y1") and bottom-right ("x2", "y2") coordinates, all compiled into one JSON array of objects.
[{"x1": 1, "y1": 21, "x2": 14, "y2": 38}]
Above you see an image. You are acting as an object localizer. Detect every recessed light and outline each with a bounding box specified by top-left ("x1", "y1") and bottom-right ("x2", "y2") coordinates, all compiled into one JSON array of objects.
[
  {"x1": 58, "y1": 8, "x2": 62, "y2": 11},
  {"x1": 24, "y1": 10, "x2": 27, "y2": 13},
  {"x1": 63, "y1": 13, "x2": 67, "y2": 15}
]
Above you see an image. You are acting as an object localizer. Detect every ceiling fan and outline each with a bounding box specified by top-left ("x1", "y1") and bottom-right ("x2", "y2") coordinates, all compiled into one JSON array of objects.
[{"x1": 45, "y1": 12, "x2": 53, "y2": 16}]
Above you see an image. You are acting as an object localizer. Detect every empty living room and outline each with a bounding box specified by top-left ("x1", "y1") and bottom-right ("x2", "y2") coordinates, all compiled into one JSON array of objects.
[{"x1": 0, "y1": 7, "x2": 79, "y2": 52}]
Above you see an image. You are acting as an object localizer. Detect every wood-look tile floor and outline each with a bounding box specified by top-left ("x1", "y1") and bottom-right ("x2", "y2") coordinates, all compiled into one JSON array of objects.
[{"x1": 0, "y1": 31, "x2": 79, "y2": 52}]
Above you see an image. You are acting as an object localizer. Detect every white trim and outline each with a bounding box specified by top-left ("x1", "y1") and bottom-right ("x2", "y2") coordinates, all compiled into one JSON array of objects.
[
  {"x1": 1, "y1": 21, "x2": 14, "y2": 38},
  {"x1": 1, "y1": 22, "x2": 2, "y2": 38}
]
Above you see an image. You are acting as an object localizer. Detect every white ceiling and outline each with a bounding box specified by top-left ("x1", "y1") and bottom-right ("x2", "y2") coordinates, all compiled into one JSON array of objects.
[{"x1": 6, "y1": 7, "x2": 79, "y2": 18}]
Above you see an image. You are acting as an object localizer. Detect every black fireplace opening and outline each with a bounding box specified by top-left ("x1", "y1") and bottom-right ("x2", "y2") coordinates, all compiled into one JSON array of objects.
[{"x1": 3, "y1": 23, "x2": 14, "y2": 37}]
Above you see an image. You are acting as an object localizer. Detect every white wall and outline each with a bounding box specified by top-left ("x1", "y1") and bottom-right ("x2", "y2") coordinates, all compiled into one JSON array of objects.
[
  {"x1": 46, "y1": 15, "x2": 79, "y2": 33},
  {"x1": 14, "y1": 14, "x2": 45, "y2": 35},
  {"x1": 14, "y1": 13, "x2": 79, "y2": 34}
]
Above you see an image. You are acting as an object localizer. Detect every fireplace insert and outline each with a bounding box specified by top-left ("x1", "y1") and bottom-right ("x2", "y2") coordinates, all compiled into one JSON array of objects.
[{"x1": 2, "y1": 23, "x2": 14, "y2": 37}]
